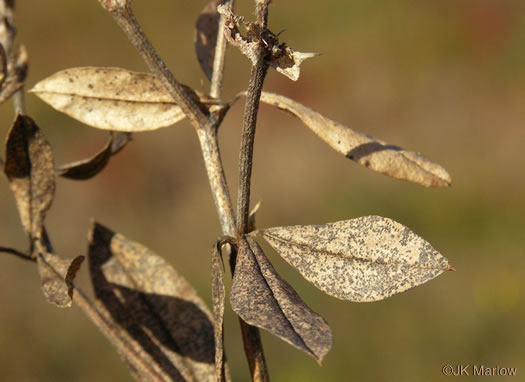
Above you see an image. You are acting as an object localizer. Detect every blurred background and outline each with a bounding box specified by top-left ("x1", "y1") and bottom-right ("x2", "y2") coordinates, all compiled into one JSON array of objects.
[{"x1": 1, "y1": 1, "x2": 524, "y2": 381}]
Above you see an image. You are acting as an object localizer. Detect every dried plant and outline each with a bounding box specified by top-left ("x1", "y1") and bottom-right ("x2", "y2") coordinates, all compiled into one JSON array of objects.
[{"x1": 1, "y1": 1, "x2": 454, "y2": 381}]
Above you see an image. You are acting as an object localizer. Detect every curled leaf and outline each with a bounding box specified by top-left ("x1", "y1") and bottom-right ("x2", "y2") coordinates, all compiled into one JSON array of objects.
[
  {"x1": 88, "y1": 221, "x2": 220, "y2": 381},
  {"x1": 37, "y1": 252, "x2": 85, "y2": 308},
  {"x1": 256, "y1": 215, "x2": 452, "y2": 302},
  {"x1": 195, "y1": 0, "x2": 225, "y2": 81},
  {"x1": 4, "y1": 114, "x2": 55, "y2": 240},
  {"x1": 259, "y1": 92, "x2": 451, "y2": 187},
  {"x1": 31, "y1": 67, "x2": 218, "y2": 132},
  {"x1": 57, "y1": 132, "x2": 131, "y2": 180},
  {"x1": 230, "y1": 237, "x2": 332, "y2": 363}
]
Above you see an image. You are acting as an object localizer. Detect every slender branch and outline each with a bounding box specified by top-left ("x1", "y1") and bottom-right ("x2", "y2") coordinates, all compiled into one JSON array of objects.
[
  {"x1": 239, "y1": 318, "x2": 270, "y2": 382},
  {"x1": 195, "y1": 122, "x2": 236, "y2": 236},
  {"x1": 0, "y1": 246, "x2": 35, "y2": 262},
  {"x1": 97, "y1": 0, "x2": 208, "y2": 129},
  {"x1": 235, "y1": 3, "x2": 270, "y2": 236},
  {"x1": 210, "y1": 0, "x2": 234, "y2": 99}
]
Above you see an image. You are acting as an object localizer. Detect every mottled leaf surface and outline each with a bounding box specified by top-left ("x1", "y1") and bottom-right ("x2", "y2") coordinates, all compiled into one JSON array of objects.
[
  {"x1": 31, "y1": 67, "x2": 216, "y2": 132},
  {"x1": 195, "y1": 0, "x2": 224, "y2": 81},
  {"x1": 4, "y1": 114, "x2": 55, "y2": 239},
  {"x1": 230, "y1": 237, "x2": 332, "y2": 363},
  {"x1": 57, "y1": 132, "x2": 131, "y2": 180},
  {"x1": 256, "y1": 215, "x2": 451, "y2": 302},
  {"x1": 88, "y1": 222, "x2": 218, "y2": 382},
  {"x1": 211, "y1": 242, "x2": 226, "y2": 382},
  {"x1": 259, "y1": 92, "x2": 451, "y2": 187},
  {"x1": 37, "y1": 252, "x2": 84, "y2": 308}
]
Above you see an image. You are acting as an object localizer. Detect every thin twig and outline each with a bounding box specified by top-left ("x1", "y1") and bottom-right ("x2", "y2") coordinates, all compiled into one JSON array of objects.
[
  {"x1": 210, "y1": 0, "x2": 234, "y2": 99},
  {"x1": 0, "y1": 246, "x2": 35, "y2": 262}
]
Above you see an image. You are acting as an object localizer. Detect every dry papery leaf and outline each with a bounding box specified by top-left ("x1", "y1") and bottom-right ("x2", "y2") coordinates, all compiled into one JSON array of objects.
[
  {"x1": 230, "y1": 237, "x2": 332, "y2": 364},
  {"x1": 211, "y1": 242, "x2": 226, "y2": 382},
  {"x1": 255, "y1": 215, "x2": 452, "y2": 302},
  {"x1": 88, "y1": 222, "x2": 223, "y2": 382},
  {"x1": 57, "y1": 132, "x2": 131, "y2": 180},
  {"x1": 31, "y1": 67, "x2": 219, "y2": 132},
  {"x1": 195, "y1": 0, "x2": 225, "y2": 81},
  {"x1": 259, "y1": 92, "x2": 452, "y2": 187},
  {"x1": 4, "y1": 114, "x2": 55, "y2": 240},
  {"x1": 217, "y1": 5, "x2": 316, "y2": 81},
  {"x1": 37, "y1": 252, "x2": 85, "y2": 308}
]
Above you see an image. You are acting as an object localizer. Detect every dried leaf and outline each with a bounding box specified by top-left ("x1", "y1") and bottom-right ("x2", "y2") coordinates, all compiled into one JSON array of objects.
[
  {"x1": 88, "y1": 222, "x2": 220, "y2": 382},
  {"x1": 57, "y1": 132, "x2": 131, "y2": 180},
  {"x1": 37, "y1": 252, "x2": 85, "y2": 308},
  {"x1": 195, "y1": 0, "x2": 224, "y2": 81},
  {"x1": 256, "y1": 215, "x2": 451, "y2": 302},
  {"x1": 4, "y1": 114, "x2": 55, "y2": 239},
  {"x1": 31, "y1": 67, "x2": 218, "y2": 132},
  {"x1": 211, "y1": 242, "x2": 226, "y2": 382},
  {"x1": 259, "y1": 92, "x2": 452, "y2": 187},
  {"x1": 230, "y1": 237, "x2": 332, "y2": 363}
]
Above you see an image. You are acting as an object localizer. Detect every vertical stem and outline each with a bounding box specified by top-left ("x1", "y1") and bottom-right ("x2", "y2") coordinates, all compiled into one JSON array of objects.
[
  {"x1": 236, "y1": 58, "x2": 269, "y2": 235},
  {"x1": 210, "y1": 0, "x2": 234, "y2": 99}
]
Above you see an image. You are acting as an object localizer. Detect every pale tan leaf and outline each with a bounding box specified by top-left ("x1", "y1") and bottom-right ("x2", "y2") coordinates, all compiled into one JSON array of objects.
[
  {"x1": 88, "y1": 222, "x2": 220, "y2": 382},
  {"x1": 230, "y1": 237, "x2": 333, "y2": 363},
  {"x1": 259, "y1": 92, "x2": 452, "y2": 187},
  {"x1": 37, "y1": 252, "x2": 85, "y2": 308},
  {"x1": 30, "y1": 67, "x2": 216, "y2": 132},
  {"x1": 256, "y1": 216, "x2": 452, "y2": 302}
]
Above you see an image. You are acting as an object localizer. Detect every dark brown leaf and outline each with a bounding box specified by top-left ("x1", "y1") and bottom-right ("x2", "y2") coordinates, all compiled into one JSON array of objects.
[
  {"x1": 256, "y1": 215, "x2": 452, "y2": 302},
  {"x1": 88, "y1": 221, "x2": 220, "y2": 382},
  {"x1": 57, "y1": 132, "x2": 131, "y2": 180},
  {"x1": 211, "y1": 242, "x2": 226, "y2": 382},
  {"x1": 195, "y1": 0, "x2": 224, "y2": 81},
  {"x1": 37, "y1": 252, "x2": 85, "y2": 308},
  {"x1": 259, "y1": 92, "x2": 452, "y2": 187},
  {"x1": 4, "y1": 114, "x2": 55, "y2": 240},
  {"x1": 230, "y1": 237, "x2": 332, "y2": 364}
]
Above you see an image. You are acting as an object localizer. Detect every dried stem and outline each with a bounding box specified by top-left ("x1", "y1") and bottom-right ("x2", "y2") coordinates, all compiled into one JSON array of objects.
[
  {"x1": 97, "y1": 0, "x2": 208, "y2": 129},
  {"x1": 210, "y1": 0, "x2": 234, "y2": 99},
  {"x1": 97, "y1": 0, "x2": 236, "y2": 236},
  {"x1": 233, "y1": 2, "x2": 272, "y2": 381}
]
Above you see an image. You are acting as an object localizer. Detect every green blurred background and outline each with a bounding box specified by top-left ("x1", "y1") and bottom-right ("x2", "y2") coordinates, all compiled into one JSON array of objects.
[{"x1": 1, "y1": 1, "x2": 524, "y2": 381}]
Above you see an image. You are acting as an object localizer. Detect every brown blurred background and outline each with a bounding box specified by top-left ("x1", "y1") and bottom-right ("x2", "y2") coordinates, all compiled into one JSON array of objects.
[{"x1": 1, "y1": 1, "x2": 524, "y2": 381}]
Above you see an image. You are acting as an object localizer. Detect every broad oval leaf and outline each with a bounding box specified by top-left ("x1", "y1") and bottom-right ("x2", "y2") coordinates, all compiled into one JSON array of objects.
[
  {"x1": 256, "y1": 216, "x2": 452, "y2": 302},
  {"x1": 4, "y1": 114, "x2": 55, "y2": 240},
  {"x1": 88, "y1": 222, "x2": 220, "y2": 382},
  {"x1": 37, "y1": 252, "x2": 84, "y2": 308},
  {"x1": 31, "y1": 67, "x2": 215, "y2": 132},
  {"x1": 230, "y1": 237, "x2": 332, "y2": 363},
  {"x1": 259, "y1": 92, "x2": 452, "y2": 187}
]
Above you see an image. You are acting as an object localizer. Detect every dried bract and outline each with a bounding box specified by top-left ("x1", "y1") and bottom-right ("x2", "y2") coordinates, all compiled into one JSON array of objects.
[
  {"x1": 37, "y1": 252, "x2": 85, "y2": 308},
  {"x1": 259, "y1": 92, "x2": 452, "y2": 187},
  {"x1": 256, "y1": 215, "x2": 451, "y2": 302},
  {"x1": 218, "y1": 5, "x2": 315, "y2": 80}
]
